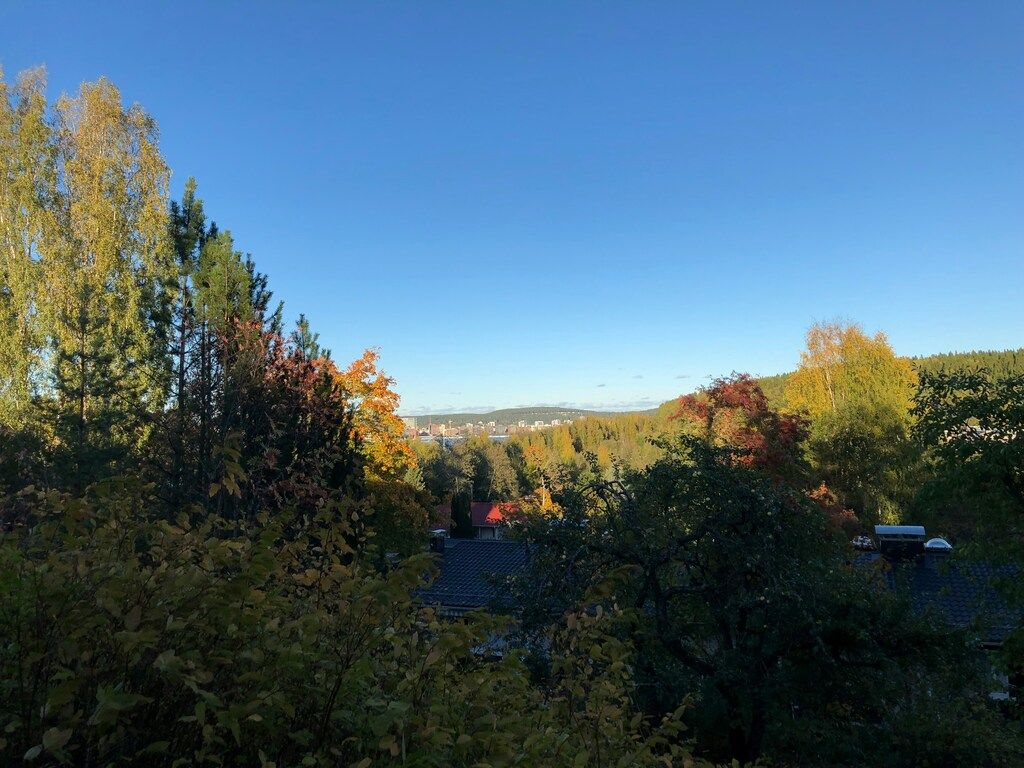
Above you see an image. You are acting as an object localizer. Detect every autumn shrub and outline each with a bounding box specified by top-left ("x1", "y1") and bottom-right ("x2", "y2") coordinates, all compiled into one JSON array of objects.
[{"x1": 0, "y1": 479, "x2": 693, "y2": 767}]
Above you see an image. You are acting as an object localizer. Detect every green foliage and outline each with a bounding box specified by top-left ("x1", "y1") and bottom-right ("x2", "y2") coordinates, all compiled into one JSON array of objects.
[
  {"x1": 0, "y1": 70, "x2": 175, "y2": 485},
  {"x1": 465, "y1": 435, "x2": 521, "y2": 500},
  {"x1": 913, "y1": 348, "x2": 1024, "y2": 380},
  {"x1": 753, "y1": 372, "x2": 788, "y2": 410},
  {"x1": 360, "y1": 475, "x2": 433, "y2": 558},
  {"x1": 193, "y1": 231, "x2": 252, "y2": 334},
  {"x1": 0, "y1": 67, "x2": 52, "y2": 427},
  {"x1": 914, "y1": 368, "x2": 1024, "y2": 542},
  {"x1": 507, "y1": 438, "x2": 1022, "y2": 765},
  {"x1": 415, "y1": 416, "x2": 667, "y2": 511},
  {"x1": 807, "y1": 403, "x2": 920, "y2": 524},
  {"x1": 418, "y1": 436, "x2": 522, "y2": 504},
  {"x1": 780, "y1": 323, "x2": 919, "y2": 523},
  {"x1": 451, "y1": 491, "x2": 474, "y2": 538},
  {"x1": 510, "y1": 414, "x2": 665, "y2": 480},
  {"x1": 0, "y1": 481, "x2": 693, "y2": 767},
  {"x1": 416, "y1": 439, "x2": 474, "y2": 502}
]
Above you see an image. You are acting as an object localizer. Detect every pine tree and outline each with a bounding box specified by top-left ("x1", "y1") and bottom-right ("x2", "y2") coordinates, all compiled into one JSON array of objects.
[{"x1": 156, "y1": 177, "x2": 215, "y2": 506}]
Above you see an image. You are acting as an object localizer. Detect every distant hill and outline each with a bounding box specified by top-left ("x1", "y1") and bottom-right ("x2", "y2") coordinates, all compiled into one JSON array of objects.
[
  {"x1": 401, "y1": 405, "x2": 617, "y2": 427},
  {"x1": 408, "y1": 348, "x2": 1024, "y2": 426}
]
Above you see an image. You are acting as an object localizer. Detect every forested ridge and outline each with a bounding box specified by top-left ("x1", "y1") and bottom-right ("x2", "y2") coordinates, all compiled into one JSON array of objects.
[
  {"x1": 755, "y1": 347, "x2": 1024, "y2": 408},
  {"x1": 2, "y1": 68, "x2": 1023, "y2": 767},
  {"x1": 426, "y1": 342, "x2": 1023, "y2": 524}
]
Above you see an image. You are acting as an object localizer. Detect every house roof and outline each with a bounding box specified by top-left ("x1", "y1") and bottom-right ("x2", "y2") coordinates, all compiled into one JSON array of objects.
[
  {"x1": 471, "y1": 501, "x2": 517, "y2": 527},
  {"x1": 433, "y1": 501, "x2": 518, "y2": 528},
  {"x1": 857, "y1": 551, "x2": 1019, "y2": 647},
  {"x1": 418, "y1": 539, "x2": 529, "y2": 616}
]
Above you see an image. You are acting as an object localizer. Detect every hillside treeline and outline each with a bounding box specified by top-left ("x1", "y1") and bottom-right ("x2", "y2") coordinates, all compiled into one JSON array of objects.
[
  {"x1": 757, "y1": 346, "x2": 1024, "y2": 407},
  {"x1": 421, "y1": 329, "x2": 1023, "y2": 533}
]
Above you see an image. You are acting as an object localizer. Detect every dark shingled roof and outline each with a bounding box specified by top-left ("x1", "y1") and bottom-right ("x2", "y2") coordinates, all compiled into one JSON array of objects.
[
  {"x1": 857, "y1": 551, "x2": 1020, "y2": 647},
  {"x1": 418, "y1": 539, "x2": 529, "y2": 616}
]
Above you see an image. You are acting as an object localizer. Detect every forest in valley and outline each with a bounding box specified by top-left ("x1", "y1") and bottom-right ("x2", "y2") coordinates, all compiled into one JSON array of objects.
[
  {"x1": 422, "y1": 341, "x2": 1024, "y2": 531},
  {"x1": 2, "y1": 68, "x2": 1024, "y2": 767}
]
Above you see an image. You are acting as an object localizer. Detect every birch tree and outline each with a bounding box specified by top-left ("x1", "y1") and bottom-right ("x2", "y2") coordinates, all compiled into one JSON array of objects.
[
  {"x1": 0, "y1": 67, "x2": 54, "y2": 427},
  {"x1": 44, "y1": 78, "x2": 172, "y2": 479}
]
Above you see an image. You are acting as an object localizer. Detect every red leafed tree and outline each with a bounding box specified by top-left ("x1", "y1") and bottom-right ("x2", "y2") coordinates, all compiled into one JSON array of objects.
[
  {"x1": 207, "y1": 319, "x2": 363, "y2": 520},
  {"x1": 672, "y1": 374, "x2": 809, "y2": 483}
]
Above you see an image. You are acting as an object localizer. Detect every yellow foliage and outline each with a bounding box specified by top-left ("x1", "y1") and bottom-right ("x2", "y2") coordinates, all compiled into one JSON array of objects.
[
  {"x1": 332, "y1": 348, "x2": 415, "y2": 476},
  {"x1": 785, "y1": 322, "x2": 917, "y2": 419}
]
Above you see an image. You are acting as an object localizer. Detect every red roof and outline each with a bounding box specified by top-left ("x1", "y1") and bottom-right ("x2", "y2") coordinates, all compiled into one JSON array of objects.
[
  {"x1": 434, "y1": 501, "x2": 519, "y2": 528},
  {"x1": 470, "y1": 502, "x2": 503, "y2": 527}
]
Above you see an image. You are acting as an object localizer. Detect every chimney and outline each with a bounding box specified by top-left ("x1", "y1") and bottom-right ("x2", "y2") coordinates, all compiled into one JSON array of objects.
[
  {"x1": 874, "y1": 525, "x2": 926, "y2": 560},
  {"x1": 429, "y1": 528, "x2": 447, "y2": 553}
]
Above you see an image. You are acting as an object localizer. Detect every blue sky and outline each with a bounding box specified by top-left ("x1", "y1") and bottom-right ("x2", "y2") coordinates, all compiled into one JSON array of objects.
[{"x1": 2, "y1": 2, "x2": 1022, "y2": 415}]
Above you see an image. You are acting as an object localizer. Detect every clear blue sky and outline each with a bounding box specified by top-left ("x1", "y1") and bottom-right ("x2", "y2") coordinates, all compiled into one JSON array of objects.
[{"x1": 3, "y1": 2, "x2": 1022, "y2": 415}]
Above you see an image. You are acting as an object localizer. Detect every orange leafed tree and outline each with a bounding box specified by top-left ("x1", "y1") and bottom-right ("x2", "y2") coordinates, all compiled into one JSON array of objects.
[{"x1": 333, "y1": 348, "x2": 415, "y2": 476}]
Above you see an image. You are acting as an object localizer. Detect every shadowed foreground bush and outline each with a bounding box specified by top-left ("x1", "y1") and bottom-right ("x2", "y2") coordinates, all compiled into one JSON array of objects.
[{"x1": 0, "y1": 480, "x2": 693, "y2": 767}]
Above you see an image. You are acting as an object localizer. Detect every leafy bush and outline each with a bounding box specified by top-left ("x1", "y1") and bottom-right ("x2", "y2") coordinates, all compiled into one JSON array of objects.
[
  {"x1": 505, "y1": 438, "x2": 1023, "y2": 766},
  {"x1": 0, "y1": 480, "x2": 693, "y2": 767}
]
